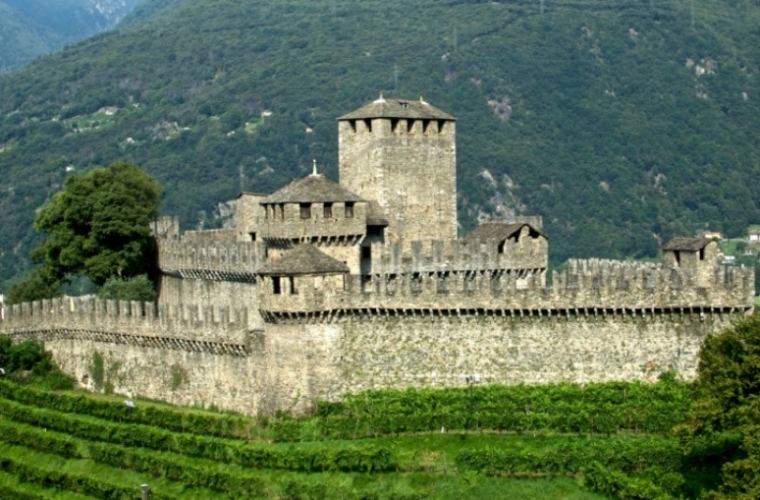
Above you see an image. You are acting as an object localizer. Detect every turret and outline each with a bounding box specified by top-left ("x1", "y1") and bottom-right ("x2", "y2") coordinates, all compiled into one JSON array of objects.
[{"x1": 662, "y1": 237, "x2": 719, "y2": 287}]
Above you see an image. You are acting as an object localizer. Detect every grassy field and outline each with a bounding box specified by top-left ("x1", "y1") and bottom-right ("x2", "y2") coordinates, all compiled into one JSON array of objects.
[{"x1": 0, "y1": 379, "x2": 702, "y2": 499}]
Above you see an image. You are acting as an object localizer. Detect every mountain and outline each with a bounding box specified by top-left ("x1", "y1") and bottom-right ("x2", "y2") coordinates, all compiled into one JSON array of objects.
[
  {"x1": 1, "y1": 0, "x2": 760, "y2": 287},
  {"x1": 0, "y1": 0, "x2": 144, "y2": 72}
]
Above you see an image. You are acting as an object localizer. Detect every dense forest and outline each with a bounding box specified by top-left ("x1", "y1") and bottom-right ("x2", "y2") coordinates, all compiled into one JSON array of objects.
[
  {"x1": 0, "y1": 0, "x2": 144, "y2": 72},
  {"x1": 1, "y1": 0, "x2": 760, "y2": 287}
]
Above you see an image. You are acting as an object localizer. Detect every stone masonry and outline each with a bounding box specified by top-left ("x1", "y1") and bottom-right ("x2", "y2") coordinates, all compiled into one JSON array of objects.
[{"x1": 0, "y1": 97, "x2": 754, "y2": 416}]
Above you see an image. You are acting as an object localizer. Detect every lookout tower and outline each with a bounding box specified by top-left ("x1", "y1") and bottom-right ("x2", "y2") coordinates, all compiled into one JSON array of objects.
[{"x1": 338, "y1": 95, "x2": 457, "y2": 242}]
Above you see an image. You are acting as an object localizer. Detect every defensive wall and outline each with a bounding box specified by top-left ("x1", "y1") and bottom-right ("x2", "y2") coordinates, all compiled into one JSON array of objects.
[
  {"x1": 364, "y1": 235, "x2": 547, "y2": 275},
  {"x1": 0, "y1": 256, "x2": 753, "y2": 415},
  {"x1": 259, "y1": 258, "x2": 753, "y2": 321}
]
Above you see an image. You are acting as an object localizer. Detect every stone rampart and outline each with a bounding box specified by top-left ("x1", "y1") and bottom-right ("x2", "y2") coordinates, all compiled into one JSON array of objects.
[
  {"x1": 259, "y1": 259, "x2": 754, "y2": 320},
  {"x1": 2, "y1": 297, "x2": 253, "y2": 348},
  {"x1": 367, "y1": 237, "x2": 547, "y2": 275},
  {"x1": 158, "y1": 238, "x2": 265, "y2": 281}
]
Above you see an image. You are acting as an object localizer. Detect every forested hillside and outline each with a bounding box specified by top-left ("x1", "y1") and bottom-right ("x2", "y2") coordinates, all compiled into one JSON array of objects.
[
  {"x1": 1, "y1": 0, "x2": 760, "y2": 286},
  {"x1": 0, "y1": 0, "x2": 144, "y2": 72}
]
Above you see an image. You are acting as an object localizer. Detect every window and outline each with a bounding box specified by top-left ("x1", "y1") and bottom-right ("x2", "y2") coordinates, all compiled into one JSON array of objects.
[
  {"x1": 361, "y1": 246, "x2": 371, "y2": 260},
  {"x1": 323, "y1": 202, "x2": 333, "y2": 218},
  {"x1": 272, "y1": 276, "x2": 281, "y2": 295},
  {"x1": 345, "y1": 202, "x2": 354, "y2": 218},
  {"x1": 278, "y1": 203, "x2": 285, "y2": 220},
  {"x1": 289, "y1": 276, "x2": 297, "y2": 295},
  {"x1": 265, "y1": 205, "x2": 270, "y2": 219},
  {"x1": 249, "y1": 232, "x2": 257, "y2": 242},
  {"x1": 300, "y1": 203, "x2": 311, "y2": 219}
]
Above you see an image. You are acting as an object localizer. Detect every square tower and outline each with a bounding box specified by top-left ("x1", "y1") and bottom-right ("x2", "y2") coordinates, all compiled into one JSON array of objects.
[{"x1": 338, "y1": 96, "x2": 457, "y2": 242}]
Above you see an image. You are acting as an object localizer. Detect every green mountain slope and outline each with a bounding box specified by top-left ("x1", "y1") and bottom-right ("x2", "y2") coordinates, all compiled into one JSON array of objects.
[
  {"x1": 1, "y1": 0, "x2": 760, "y2": 285},
  {"x1": 0, "y1": 0, "x2": 144, "y2": 72}
]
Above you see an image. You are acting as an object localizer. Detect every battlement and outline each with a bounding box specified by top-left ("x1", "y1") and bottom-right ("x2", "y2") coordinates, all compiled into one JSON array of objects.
[
  {"x1": 1, "y1": 297, "x2": 253, "y2": 351},
  {"x1": 258, "y1": 259, "x2": 754, "y2": 320},
  {"x1": 158, "y1": 237, "x2": 265, "y2": 281},
  {"x1": 366, "y1": 235, "x2": 547, "y2": 275}
]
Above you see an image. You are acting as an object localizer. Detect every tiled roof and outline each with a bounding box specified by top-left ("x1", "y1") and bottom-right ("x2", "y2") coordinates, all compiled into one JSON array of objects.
[
  {"x1": 339, "y1": 98, "x2": 455, "y2": 121},
  {"x1": 262, "y1": 174, "x2": 364, "y2": 204},
  {"x1": 257, "y1": 244, "x2": 350, "y2": 275},
  {"x1": 662, "y1": 238, "x2": 714, "y2": 252}
]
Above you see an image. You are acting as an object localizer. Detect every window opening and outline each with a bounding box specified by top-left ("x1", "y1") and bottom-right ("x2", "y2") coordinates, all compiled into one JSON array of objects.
[
  {"x1": 422, "y1": 119, "x2": 431, "y2": 133},
  {"x1": 361, "y1": 246, "x2": 371, "y2": 261},
  {"x1": 699, "y1": 248, "x2": 705, "y2": 261},
  {"x1": 411, "y1": 272, "x2": 423, "y2": 292},
  {"x1": 249, "y1": 232, "x2": 257, "y2": 242},
  {"x1": 363, "y1": 119, "x2": 372, "y2": 133},
  {"x1": 279, "y1": 203, "x2": 285, "y2": 220},
  {"x1": 345, "y1": 202, "x2": 354, "y2": 218},
  {"x1": 272, "y1": 276, "x2": 282, "y2": 295},
  {"x1": 391, "y1": 118, "x2": 400, "y2": 133},
  {"x1": 324, "y1": 202, "x2": 333, "y2": 218},
  {"x1": 349, "y1": 120, "x2": 356, "y2": 133},
  {"x1": 289, "y1": 276, "x2": 297, "y2": 295},
  {"x1": 300, "y1": 203, "x2": 311, "y2": 219}
]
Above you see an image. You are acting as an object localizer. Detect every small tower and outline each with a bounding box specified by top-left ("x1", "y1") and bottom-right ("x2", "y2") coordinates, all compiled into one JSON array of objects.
[
  {"x1": 338, "y1": 95, "x2": 457, "y2": 242},
  {"x1": 662, "y1": 237, "x2": 719, "y2": 287}
]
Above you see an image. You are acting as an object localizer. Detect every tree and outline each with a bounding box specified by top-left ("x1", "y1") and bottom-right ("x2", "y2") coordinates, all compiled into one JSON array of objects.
[
  {"x1": 5, "y1": 269, "x2": 61, "y2": 305},
  {"x1": 96, "y1": 274, "x2": 157, "y2": 302},
  {"x1": 676, "y1": 314, "x2": 760, "y2": 499},
  {"x1": 31, "y1": 162, "x2": 162, "y2": 287}
]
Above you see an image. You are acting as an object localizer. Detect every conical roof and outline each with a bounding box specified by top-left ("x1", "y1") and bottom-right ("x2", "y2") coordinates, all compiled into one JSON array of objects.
[
  {"x1": 262, "y1": 174, "x2": 364, "y2": 204},
  {"x1": 257, "y1": 244, "x2": 350, "y2": 276},
  {"x1": 339, "y1": 97, "x2": 455, "y2": 121}
]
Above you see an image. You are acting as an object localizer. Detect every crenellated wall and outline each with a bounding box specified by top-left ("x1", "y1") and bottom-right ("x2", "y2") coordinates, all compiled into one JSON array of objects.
[
  {"x1": 158, "y1": 238, "x2": 265, "y2": 281},
  {"x1": 364, "y1": 236, "x2": 548, "y2": 275},
  {"x1": 258, "y1": 258, "x2": 754, "y2": 319},
  {"x1": 3, "y1": 297, "x2": 252, "y2": 348}
]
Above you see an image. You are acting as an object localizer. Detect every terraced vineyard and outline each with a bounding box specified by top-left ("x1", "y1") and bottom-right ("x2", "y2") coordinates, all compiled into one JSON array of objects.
[{"x1": 0, "y1": 378, "x2": 715, "y2": 499}]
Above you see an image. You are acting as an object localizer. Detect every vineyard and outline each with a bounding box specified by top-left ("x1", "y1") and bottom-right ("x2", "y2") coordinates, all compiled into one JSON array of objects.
[{"x1": 0, "y1": 375, "x2": 728, "y2": 500}]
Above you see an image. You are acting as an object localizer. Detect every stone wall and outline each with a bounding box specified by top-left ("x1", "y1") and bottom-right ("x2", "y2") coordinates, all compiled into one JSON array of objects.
[
  {"x1": 325, "y1": 312, "x2": 737, "y2": 397},
  {"x1": 338, "y1": 118, "x2": 457, "y2": 242},
  {"x1": 158, "y1": 238, "x2": 265, "y2": 281},
  {"x1": 365, "y1": 234, "x2": 548, "y2": 275},
  {"x1": 258, "y1": 201, "x2": 368, "y2": 243},
  {"x1": 2, "y1": 302, "x2": 741, "y2": 416},
  {"x1": 259, "y1": 259, "x2": 754, "y2": 318},
  {"x1": 158, "y1": 276, "x2": 263, "y2": 330}
]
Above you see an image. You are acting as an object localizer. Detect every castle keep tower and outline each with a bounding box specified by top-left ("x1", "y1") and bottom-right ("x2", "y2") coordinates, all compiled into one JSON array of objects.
[{"x1": 338, "y1": 96, "x2": 457, "y2": 242}]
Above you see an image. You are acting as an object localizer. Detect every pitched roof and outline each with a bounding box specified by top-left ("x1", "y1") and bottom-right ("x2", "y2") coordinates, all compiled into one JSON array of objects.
[
  {"x1": 339, "y1": 97, "x2": 455, "y2": 121},
  {"x1": 662, "y1": 238, "x2": 714, "y2": 252},
  {"x1": 257, "y1": 245, "x2": 350, "y2": 276},
  {"x1": 262, "y1": 174, "x2": 364, "y2": 204},
  {"x1": 462, "y1": 220, "x2": 544, "y2": 244}
]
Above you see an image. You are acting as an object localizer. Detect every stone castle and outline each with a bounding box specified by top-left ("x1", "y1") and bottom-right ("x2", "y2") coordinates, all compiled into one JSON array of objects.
[{"x1": 1, "y1": 97, "x2": 754, "y2": 415}]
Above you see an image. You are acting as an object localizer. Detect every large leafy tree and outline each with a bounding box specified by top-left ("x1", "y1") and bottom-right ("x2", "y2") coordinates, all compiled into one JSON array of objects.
[
  {"x1": 31, "y1": 161, "x2": 162, "y2": 287},
  {"x1": 676, "y1": 314, "x2": 760, "y2": 499}
]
